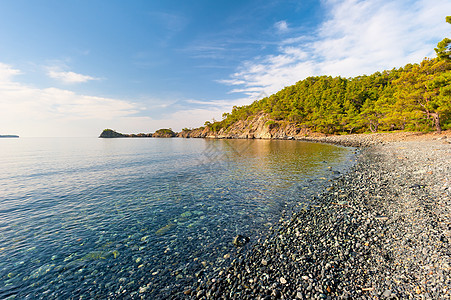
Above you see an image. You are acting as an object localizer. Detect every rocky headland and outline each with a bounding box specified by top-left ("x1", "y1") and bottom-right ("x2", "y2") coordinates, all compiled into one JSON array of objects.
[
  {"x1": 177, "y1": 113, "x2": 306, "y2": 140},
  {"x1": 152, "y1": 128, "x2": 177, "y2": 138},
  {"x1": 177, "y1": 113, "x2": 449, "y2": 148},
  {"x1": 180, "y1": 132, "x2": 450, "y2": 299},
  {"x1": 99, "y1": 128, "x2": 175, "y2": 138}
]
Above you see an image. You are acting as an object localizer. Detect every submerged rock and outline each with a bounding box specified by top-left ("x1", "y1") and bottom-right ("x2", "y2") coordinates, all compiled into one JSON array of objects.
[
  {"x1": 180, "y1": 211, "x2": 193, "y2": 218},
  {"x1": 232, "y1": 234, "x2": 250, "y2": 247},
  {"x1": 30, "y1": 264, "x2": 54, "y2": 279},
  {"x1": 80, "y1": 250, "x2": 115, "y2": 261},
  {"x1": 155, "y1": 223, "x2": 176, "y2": 235}
]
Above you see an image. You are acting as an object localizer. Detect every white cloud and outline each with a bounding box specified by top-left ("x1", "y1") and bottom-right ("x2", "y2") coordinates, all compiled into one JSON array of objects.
[
  {"x1": 274, "y1": 20, "x2": 289, "y2": 32},
  {"x1": 0, "y1": 62, "x2": 21, "y2": 81},
  {"x1": 0, "y1": 63, "x2": 142, "y2": 136},
  {"x1": 47, "y1": 70, "x2": 100, "y2": 84},
  {"x1": 0, "y1": 63, "x2": 231, "y2": 137},
  {"x1": 221, "y1": 0, "x2": 451, "y2": 98}
]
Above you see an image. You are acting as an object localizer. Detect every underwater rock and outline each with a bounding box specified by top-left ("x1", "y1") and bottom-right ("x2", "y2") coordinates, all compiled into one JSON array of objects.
[
  {"x1": 80, "y1": 251, "x2": 108, "y2": 261},
  {"x1": 155, "y1": 223, "x2": 176, "y2": 235},
  {"x1": 232, "y1": 234, "x2": 250, "y2": 247},
  {"x1": 30, "y1": 264, "x2": 55, "y2": 279},
  {"x1": 180, "y1": 211, "x2": 193, "y2": 218}
]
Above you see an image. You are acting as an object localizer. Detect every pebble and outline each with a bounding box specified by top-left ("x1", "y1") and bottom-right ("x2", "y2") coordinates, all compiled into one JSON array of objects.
[
  {"x1": 192, "y1": 137, "x2": 451, "y2": 299},
  {"x1": 383, "y1": 289, "x2": 392, "y2": 297}
]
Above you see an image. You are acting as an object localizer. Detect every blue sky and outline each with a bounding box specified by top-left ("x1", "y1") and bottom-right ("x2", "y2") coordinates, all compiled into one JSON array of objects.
[{"x1": 0, "y1": 0, "x2": 450, "y2": 137}]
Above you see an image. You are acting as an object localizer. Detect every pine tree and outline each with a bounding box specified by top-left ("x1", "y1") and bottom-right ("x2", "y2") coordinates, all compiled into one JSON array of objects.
[{"x1": 435, "y1": 16, "x2": 451, "y2": 61}]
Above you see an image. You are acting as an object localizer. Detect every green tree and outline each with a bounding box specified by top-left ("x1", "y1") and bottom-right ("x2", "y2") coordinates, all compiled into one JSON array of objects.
[
  {"x1": 393, "y1": 58, "x2": 451, "y2": 133},
  {"x1": 435, "y1": 16, "x2": 451, "y2": 61}
]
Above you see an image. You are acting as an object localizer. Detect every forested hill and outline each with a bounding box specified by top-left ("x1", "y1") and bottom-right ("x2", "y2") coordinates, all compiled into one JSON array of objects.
[
  {"x1": 198, "y1": 57, "x2": 450, "y2": 137},
  {"x1": 185, "y1": 18, "x2": 451, "y2": 137}
]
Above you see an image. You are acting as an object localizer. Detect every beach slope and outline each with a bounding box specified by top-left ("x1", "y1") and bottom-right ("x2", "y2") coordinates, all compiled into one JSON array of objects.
[{"x1": 193, "y1": 133, "x2": 450, "y2": 299}]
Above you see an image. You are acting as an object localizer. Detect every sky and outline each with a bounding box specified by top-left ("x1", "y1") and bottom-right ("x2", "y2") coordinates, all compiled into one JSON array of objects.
[{"x1": 0, "y1": 0, "x2": 450, "y2": 137}]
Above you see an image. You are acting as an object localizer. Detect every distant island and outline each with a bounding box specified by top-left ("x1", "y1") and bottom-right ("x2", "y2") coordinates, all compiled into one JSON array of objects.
[
  {"x1": 99, "y1": 128, "x2": 176, "y2": 138},
  {"x1": 0, "y1": 135, "x2": 19, "y2": 138}
]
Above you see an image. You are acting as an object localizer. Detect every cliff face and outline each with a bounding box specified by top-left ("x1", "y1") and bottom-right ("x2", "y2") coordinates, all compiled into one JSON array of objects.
[{"x1": 177, "y1": 113, "x2": 323, "y2": 140}]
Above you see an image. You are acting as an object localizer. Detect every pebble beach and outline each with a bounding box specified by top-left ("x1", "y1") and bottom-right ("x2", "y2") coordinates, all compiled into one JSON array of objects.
[{"x1": 189, "y1": 131, "x2": 450, "y2": 299}]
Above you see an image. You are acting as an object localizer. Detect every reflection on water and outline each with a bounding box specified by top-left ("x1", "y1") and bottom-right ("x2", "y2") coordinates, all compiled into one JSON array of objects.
[{"x1": 0, "y1": 138, "x2": 354, "y2": 299}]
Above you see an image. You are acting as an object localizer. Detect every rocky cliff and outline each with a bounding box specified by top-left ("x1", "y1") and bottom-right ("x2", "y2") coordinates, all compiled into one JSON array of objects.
[
  {"x1": 177, "y1": 113, "x2": 325, "y2": 140},
  {"x1": 100, "y1": 115, "x2": 325, "y2": 140}
]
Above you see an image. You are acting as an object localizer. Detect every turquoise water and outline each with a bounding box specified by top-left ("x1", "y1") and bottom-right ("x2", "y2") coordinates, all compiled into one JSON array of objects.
[{"x1": 0, "y1": 138, "x2": 354, "y2": 299}]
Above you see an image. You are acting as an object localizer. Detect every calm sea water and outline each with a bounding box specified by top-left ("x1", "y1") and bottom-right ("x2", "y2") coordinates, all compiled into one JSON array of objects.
[{"x1": 0, "y1": 138, "x2": 354, "y2": 299}]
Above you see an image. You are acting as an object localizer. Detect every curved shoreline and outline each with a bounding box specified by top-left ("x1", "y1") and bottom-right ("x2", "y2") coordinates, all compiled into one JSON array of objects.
[{"x1": 187, "y1": 133, "x2": 450, "y2": 299}]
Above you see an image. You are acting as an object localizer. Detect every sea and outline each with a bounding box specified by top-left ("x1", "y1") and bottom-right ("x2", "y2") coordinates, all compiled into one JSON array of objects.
[{"x1": 0, "y1": 137, "x2": 355, "y2": 299}]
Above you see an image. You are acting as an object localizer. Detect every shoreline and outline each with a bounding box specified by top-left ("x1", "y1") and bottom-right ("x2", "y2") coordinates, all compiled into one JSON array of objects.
[
  {"x1": 294, "y1": 131, "x2": 451, "y2": 148},
  {"x1": 196, "y1": 130, "x2": 450, "y2": 148},
  {"x1": 189, "y1": 133, "x2": 450, "y2": 299}
]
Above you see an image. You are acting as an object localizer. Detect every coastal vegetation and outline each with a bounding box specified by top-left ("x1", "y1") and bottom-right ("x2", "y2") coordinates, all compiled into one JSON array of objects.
[
  {"x1": 99, "y1": 129, "x2": 128, "y2": 138},
  {"x1": 99, "y1": 128, "x2": 175, "y2": 138},
  {"x1": 202, "y1": 17, "x2": 451, "y2": 135},
  {"x1": 152, "y1": 128, "x2": 176, "y2": 137}
]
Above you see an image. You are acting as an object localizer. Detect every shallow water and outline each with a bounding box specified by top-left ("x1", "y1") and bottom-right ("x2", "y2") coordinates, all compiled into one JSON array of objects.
[{"x1": 0, "y1": 138, "x2": 354, "y2": 299}]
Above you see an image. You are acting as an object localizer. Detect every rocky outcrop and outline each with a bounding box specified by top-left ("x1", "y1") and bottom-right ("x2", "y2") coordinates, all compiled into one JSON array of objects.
[
  {"x1": 99, "y1": 128, "x2": 179, "y2": 138},
  {"x1": 99, "y1": 129, "x2": 152, "y2": 138},
  {"x1": 177, "y1": 127, "x2": 212, "y2": 138},
  {"x1": 176, "y1": 114, "x2": 451, "y2": 148},
  {"x1": 152, "y1": 129, "x2": 176, "y2": 138},
  {"x1": 99, "y1": 129, "x2": 127, "y2": 138},
  {"x1": 129, "y1": 133, "x2": 153, "y2": 137},
  {"x1": 178, "y1": 113, "x2": 322, "y2": 140}
]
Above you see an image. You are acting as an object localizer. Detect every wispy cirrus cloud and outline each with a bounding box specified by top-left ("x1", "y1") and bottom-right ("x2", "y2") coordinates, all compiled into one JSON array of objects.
[
  {"x1": 47, "y1": 69, "x2": 100, "y2": 84},
  {"x1": 221, "y1": 0, "x2": 451, "y2": 99}
]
